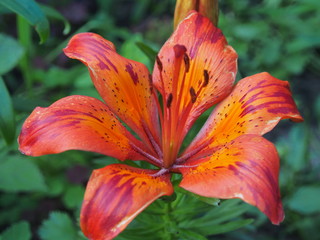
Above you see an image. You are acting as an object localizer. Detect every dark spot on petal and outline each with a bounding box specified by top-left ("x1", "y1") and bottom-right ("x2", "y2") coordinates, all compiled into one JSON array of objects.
[{"x1": 125, "y1": 64, "x2": 139, "y2": 85}]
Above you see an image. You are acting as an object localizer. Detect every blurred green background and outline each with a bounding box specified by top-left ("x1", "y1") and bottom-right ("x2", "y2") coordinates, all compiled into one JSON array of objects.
[{"x1": 0, "y1": 0, "x2": 319, "y2": 239}]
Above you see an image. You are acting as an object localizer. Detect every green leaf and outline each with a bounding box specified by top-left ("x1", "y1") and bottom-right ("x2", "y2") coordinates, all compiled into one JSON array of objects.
[
  {"x1": 286, "y1": 125, "x2": 310, "y2": 172},
  {"x1": 0, "y1": 156, "x2": 47, "y2": 192},
  {"x1": 40, "y1": 5, "x2": 70, "y2": 35},
  {"x1": 191, "y1": 205, "x2": 249, "y2": 227},
  {"x1": 0, "y1": 34, "x2": 24, "y2": 75},
  {"x1": 13, "y1": 96, "x2": 50, "y2": 112},
  {"x1": 62, "y1": 185, "x2": 85, "y2": 209},
  {"x1": 160, "y1": 193, "x2": 177, "y2": 203},
  {"x1": 46, "y1": 176, "x2": 66, "y2": 197},
  {"x1": 277, "y1": 124, "x2": 310, "y2": 175},
  {"x1": 194, "y1": 219, "x2": 254, "y2": 236},
  {"x1": 135, "y1": 41, "x2": 158, "y2": 63},
  {"x1": 119, "y1": 225, "x2": 165, "y2": 240},
  {"x1": 40, "y1": 66, "x2": 84, "y2": 88},
  {"x1": 1, "y1": 221, "x2": 31, "y2": 240},
  {"x1": 283, "y1": 54, "x2": 309, "y2": 74},
  {"x1": 38, "y1": 212, "x2": 77, "y2": 240},
  {"x1": 0, "y1": 77, "x2": 16, "y2": 145},
  {"x1": 177, "y1": 229, "x2": 208, "y2": 240},
  {"x1": 291, "y1": 215, "x2": 320, "y2": 240},
  {"x1": 288, "y1": 185, "x2": 320, "y2": 214},
  {"x1": 0, "y1": 0, "x2": 49, "y2": 43},
  {"x1": 179, "y1": 199, "x2": 250, "y2": 234},
  {"x1": 176, "y1": 186, "x2": 220, "y2": 206},
  {"x1": 232, "y1": 22, "x2": 268, "y2": 40},
  {"x1": 120, "y1": 34, "x2": 152, "y2": 68}
]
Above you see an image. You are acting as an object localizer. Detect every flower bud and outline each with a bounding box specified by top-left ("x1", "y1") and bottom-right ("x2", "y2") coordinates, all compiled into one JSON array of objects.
[{"x1": 174, "y1": 0, "x2": 219, "y2": 29}]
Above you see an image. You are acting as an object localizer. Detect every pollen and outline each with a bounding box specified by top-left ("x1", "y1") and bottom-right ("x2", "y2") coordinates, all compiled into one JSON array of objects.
[
  {"x1": 156, "y1": 56, "x2": 163, "y2": 72},
  {"x1": 166, "y1": 93, "x2": 173, "y2": 108},
  {"x1": 189, "y1": 87, "x2": 197, "y2": 103},
  {"x1": 183, "y1": 53, "x2": 190, "y2": 73},
  {"x1": 203, "y1": 70, "x2": 209, "y2": 87}
]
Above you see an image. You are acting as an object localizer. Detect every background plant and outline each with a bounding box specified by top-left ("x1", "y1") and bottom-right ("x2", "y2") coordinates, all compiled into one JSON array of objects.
[{"x1": 0, "y1": 0, "x2": 319, "y2": 239}]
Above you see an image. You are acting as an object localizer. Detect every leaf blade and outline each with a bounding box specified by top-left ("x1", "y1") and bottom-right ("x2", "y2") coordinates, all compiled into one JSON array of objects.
[
  {"x1": 0, "y1": 0, "x2": 50, "y2": 43},
  {"x1": 288, "y1": 185, "x2": 320, "y2": 214},
  {"x1": 38, "y1": 212, "x2": 77, "y2": 240},
  {"x1": 40, "y1": 5, "x2": 70, "y2": 35},
  {"x1": 0, "y1": 76, "x2": 16, "y2": 145},
  {"x1": 0, "y1": 156, "x2": 47, "y2": 192},
  {"x1": 1, "y1": 221, "x2": 31, "y2": 240},
  {"x1": 0, "y1": 34, "x2": 24, "y2": 75}
]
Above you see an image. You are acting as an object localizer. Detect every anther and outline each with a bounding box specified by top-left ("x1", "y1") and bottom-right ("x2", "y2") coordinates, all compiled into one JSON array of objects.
[
  {"x1": 183, "y1": 53, "x2": 190, "y2": 73},
  {"x1": 166, "y1": 93, "x2": 173, "y2": 108},
  {"x1": 203, "y1": 70, "x2": 209, "y2": 87},
  {"x1": 190, "y1": 87, "x2": 197, "y2": 103},
  {"x1": 173, "y1": 44, "x2": 187, "y2": 58},
  {"x1": 156, "y1": 56, "x2": 163, "y2": 72},
  {"x1": 148, "y1": 74, "x2": 153, "y2": 91}
]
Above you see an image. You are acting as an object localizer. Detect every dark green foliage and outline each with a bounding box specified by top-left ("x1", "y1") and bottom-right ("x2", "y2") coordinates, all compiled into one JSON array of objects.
[
  {"x1": 0, "y1": 155, "x2": 47, "y2": 192},
  {"x1": 38, "y1": 212, "x2": 78, "y2": 240},
  {"x1": 118, "y1": 193, "x2": 253, "y2": 240},
  {"x1": 0, "y1": 221, "x2": 31, "y2": 240},
  {"x1": 220, "y1": 0, "x2": 320, "y2": 79},
  {"x1": 0, "y1": 0, "x2": 49, "y2": 43},
  {"x1": 0, "y1": 77, "x2": 16, "y2": 145},
  {"x1": 0, "y1": 0, "x2": 318, "y2": 239}
]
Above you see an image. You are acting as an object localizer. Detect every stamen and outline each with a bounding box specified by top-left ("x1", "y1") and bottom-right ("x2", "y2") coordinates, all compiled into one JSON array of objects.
[
  {"x1": 176, "y1": 140, "x2": 211, "y2": 164},
  {"x1": 189, "y1": 87, "x2": 197, "y2": 103},
  {"x1": 151, "y1": 168, "x2": 169, "y2": 177},
  {"x1": 141, "y1": 121, "x2": 163, "y2": 159},
  {"x1": 203, "y1": 70, "x2": 209, "y2": 87},
  {"x1": 183, "y1": 53, "x2": 190, "y2": 73},
  {"x1": 173, "y1": 44, "x2": 187, "y2": 58},
  {"x1": 171, "y1": 163, "x2": 200, "y2": 169},
  {"x1": 148, "y1": 74, "x2": 153, "y2": 92},
  {"x1": 166, "y1": 93, "x2": 173, "y2": 108},
  {"x1": 153, "y1": 90, "x2": 163, "y2": 127},
  {"x1": 130, "y1": 142, "x2": 162, "y2": 166},
  {"x1": 156, "y1": 56, "x2": 163, "y2": 72}
]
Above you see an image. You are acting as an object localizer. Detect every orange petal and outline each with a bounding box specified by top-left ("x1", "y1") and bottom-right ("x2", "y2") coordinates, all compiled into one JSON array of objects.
[
  {"x1": 179, "y1": 135, "x2": 284, "y2": 225},
  {"x1": 19, "y1": 95, "x2": 145, "y2": 161},
  {"x1": 185, "y1": 72, "x2": 303, "y2": 158},
  {"x1": 153, "y1": 12, "x2": 237, "y2": 160},
  {"x1": 81, "y1": 164, "x2": 174, "y2": 240},
  {"x1": 63, "y1": 33, "x2": 160, "y2": 147}
]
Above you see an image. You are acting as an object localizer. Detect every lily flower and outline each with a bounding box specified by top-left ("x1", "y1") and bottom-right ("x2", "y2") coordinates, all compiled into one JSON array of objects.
[{"x1": 19, "y1": 11, "x2": 303, "y2": 240}]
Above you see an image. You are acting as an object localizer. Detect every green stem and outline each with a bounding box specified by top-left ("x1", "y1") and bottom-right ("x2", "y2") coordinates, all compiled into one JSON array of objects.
[
  {"x1": 171, "y1": 191, "x2": 185, "y2": 209},
  {"x1": 17, "y1": 15, "x2": 33, "y2": 96},
  {"x1": 162, "y1": 202, "x2": 178, "y2": 240}
]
